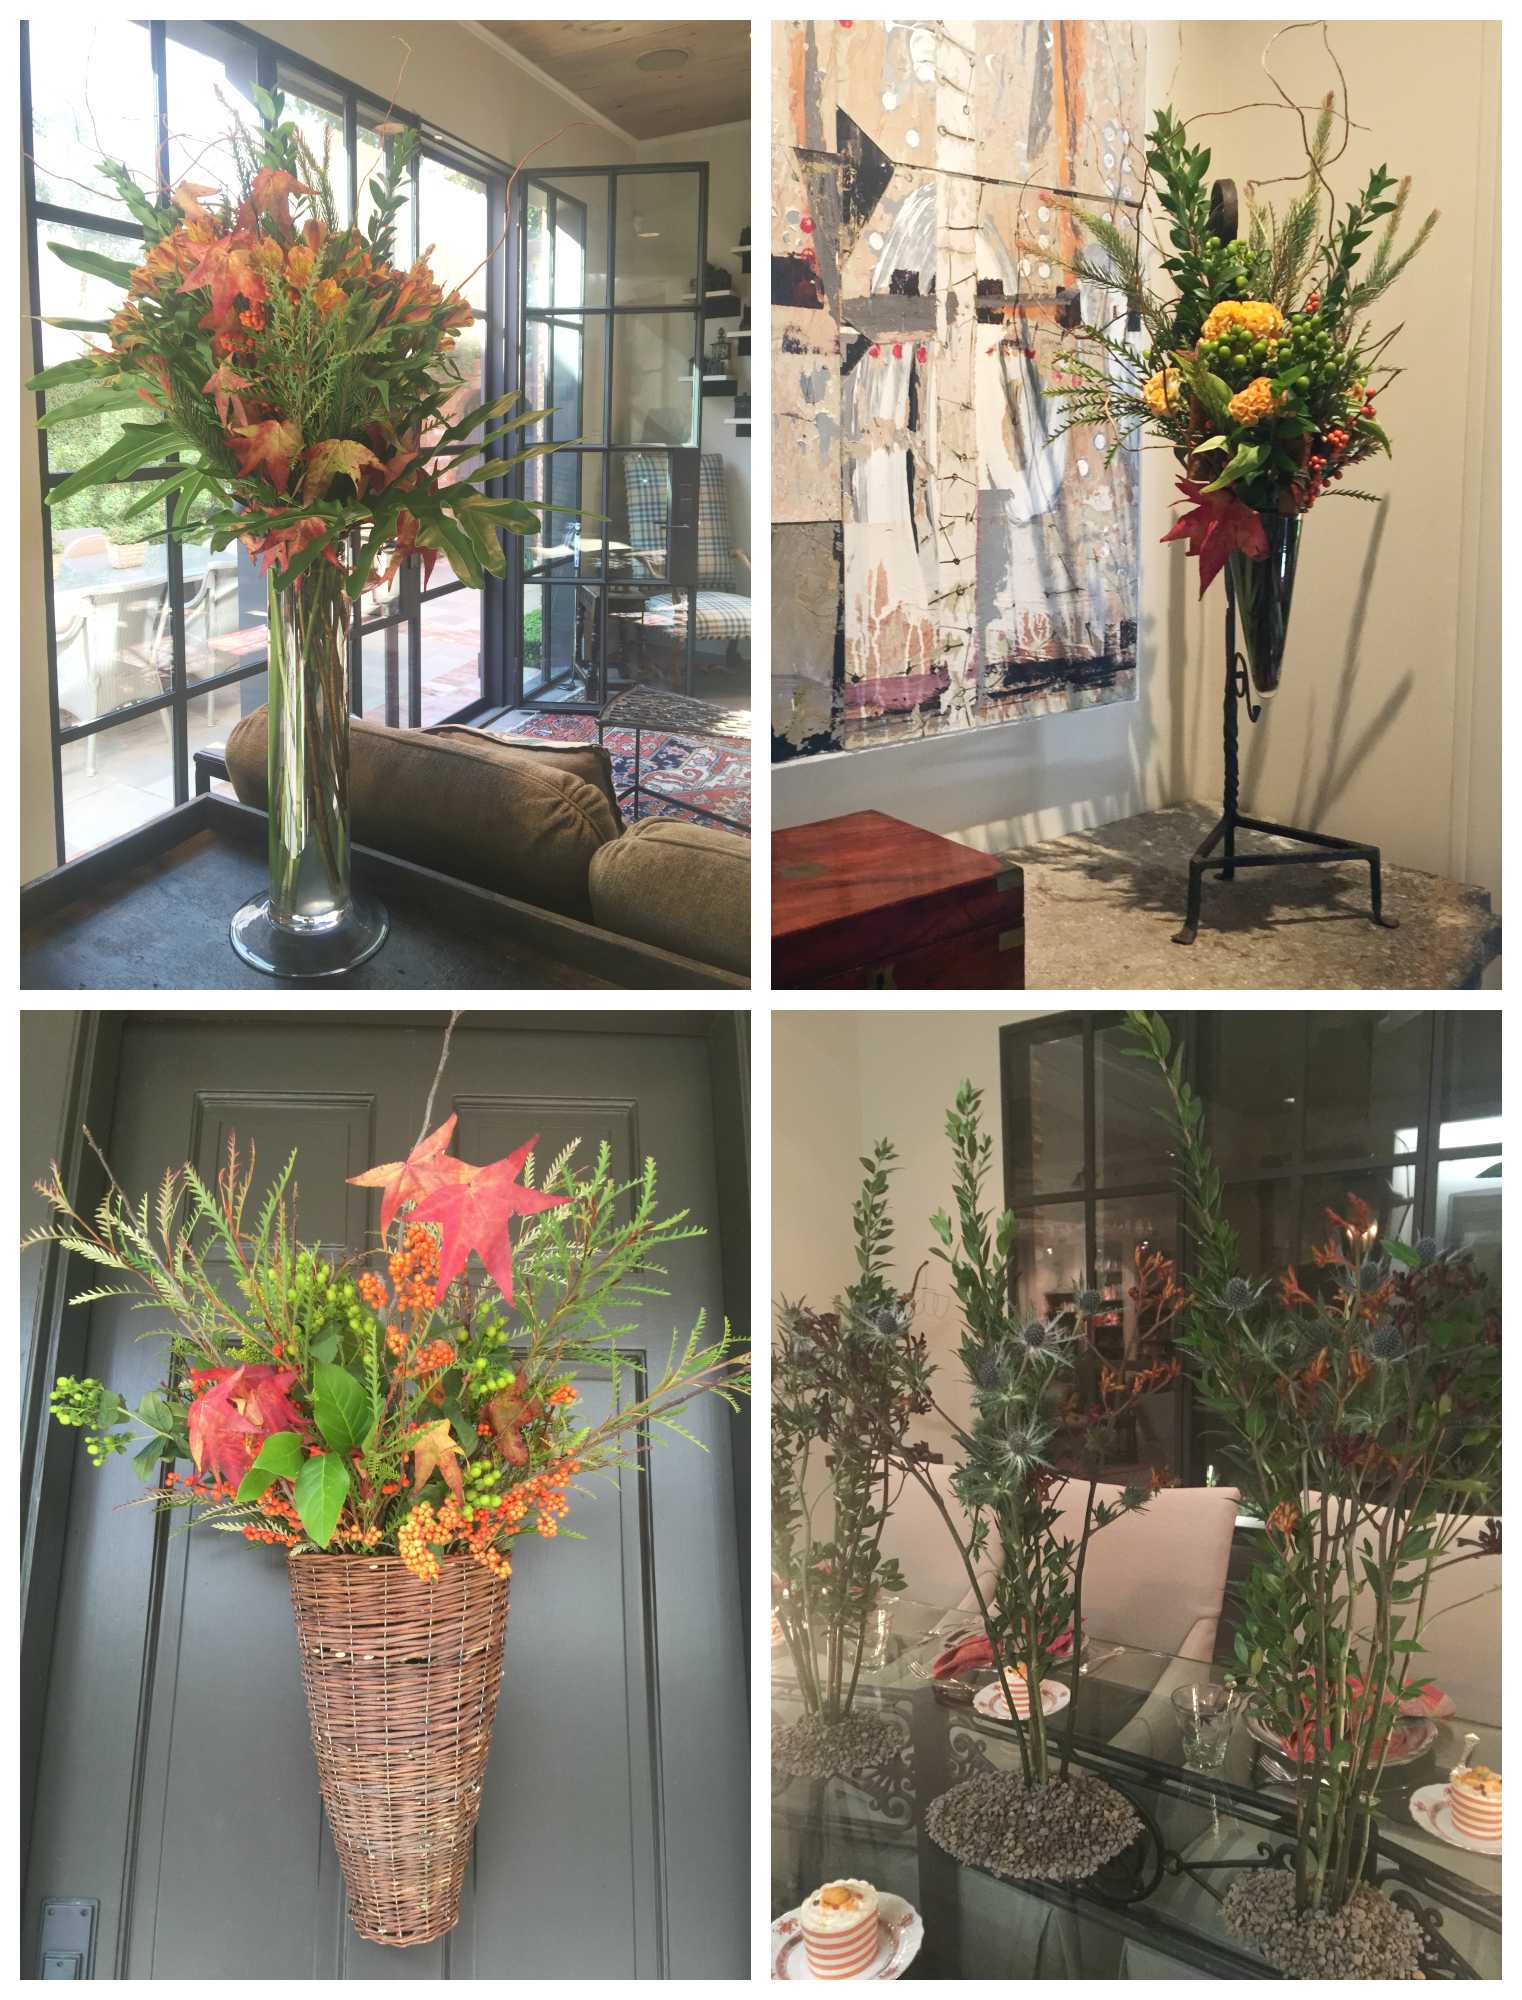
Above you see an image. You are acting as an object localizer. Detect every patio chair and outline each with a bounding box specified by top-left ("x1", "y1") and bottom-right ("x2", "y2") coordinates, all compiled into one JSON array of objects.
[{"x1": 619, "y1": 451, "x2": 750, "y2": 681}]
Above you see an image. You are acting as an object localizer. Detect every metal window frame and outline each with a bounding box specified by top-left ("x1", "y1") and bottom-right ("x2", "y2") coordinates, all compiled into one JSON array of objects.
[
  {"x1": 513, "y1": 161, "x2": 711, "y2": 711},
  {"x1": 23, "y1": 19, "x2": 513, "y2": 862},
  {"x1": 999, "y1": 1011, "x2": 1501, "y2": 1483}
]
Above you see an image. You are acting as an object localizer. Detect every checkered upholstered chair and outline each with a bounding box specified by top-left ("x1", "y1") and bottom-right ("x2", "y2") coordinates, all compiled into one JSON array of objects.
[{"x1": 620, "y1": 451, "x2": 751, "y2": 667}]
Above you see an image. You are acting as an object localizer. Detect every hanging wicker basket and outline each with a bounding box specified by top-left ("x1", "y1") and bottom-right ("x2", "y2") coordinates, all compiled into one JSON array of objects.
[{"x1": 287, "y1": 1550, "x2": 510, "y2": 1947}]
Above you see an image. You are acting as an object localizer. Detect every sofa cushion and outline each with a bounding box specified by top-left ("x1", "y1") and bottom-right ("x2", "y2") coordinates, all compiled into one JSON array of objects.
[
  {"x1": 425, "y1": 722, "x2": 624, "y2": 825},
  {"x1": 225, "y1": 708, "x2": 621, "y2": 921},
  {"x1": 588, "y1": 818, "x2": 749, "y2": 975}
]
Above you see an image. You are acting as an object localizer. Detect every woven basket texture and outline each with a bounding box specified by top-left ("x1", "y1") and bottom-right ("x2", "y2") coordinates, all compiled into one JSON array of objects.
[{"x1": 287, "y1": 1551, "x2": 510, "y2": 1946}]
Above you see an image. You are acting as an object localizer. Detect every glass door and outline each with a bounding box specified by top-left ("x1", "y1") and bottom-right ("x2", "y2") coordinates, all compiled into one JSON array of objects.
[{"x1": 515, "y1": 164, "x2": 707, "y2": 710}]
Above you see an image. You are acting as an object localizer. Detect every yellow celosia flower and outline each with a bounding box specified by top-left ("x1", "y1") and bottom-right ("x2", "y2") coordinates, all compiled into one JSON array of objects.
[
  {"x1": 1227, "y1": 376, "x2": 1282, "y2": 426},
  {"x1": 1142, "y1": 367, "x2": 1183, "y2": 416},
  {"x1": 1201, "y1": 298, "x2": 1287, "y2": 344}
]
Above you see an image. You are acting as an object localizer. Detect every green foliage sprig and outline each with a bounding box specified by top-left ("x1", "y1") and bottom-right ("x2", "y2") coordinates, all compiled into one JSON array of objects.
[
  {"x1": 772, "y1": 1141, "x2": 931, "y2": 1722},
  {"x1": 1123, "y1": 1011, "x2": 1500, "y2": 1915}
]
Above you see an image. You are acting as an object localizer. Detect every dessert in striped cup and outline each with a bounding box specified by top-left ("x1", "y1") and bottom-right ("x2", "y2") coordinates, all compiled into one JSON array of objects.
[
  {"x1": 799, "y1": 1879, "x2": 880, "y2": 1977},
  {"x1": 1448, "y1": 1764, "x2": 1502, "y2": 1843}
]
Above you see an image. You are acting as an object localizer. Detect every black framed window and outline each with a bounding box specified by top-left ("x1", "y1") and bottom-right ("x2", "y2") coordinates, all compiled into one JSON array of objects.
[
  {"x1": 514, "y1": 163, "x2": 710, "y2": 710},
  {"x1": 23, "y1": 21, "x2": 508, "y2": 862},
  {"x1": 1000, "y1": 1011, "x2": 1502, "y2": 1483}
]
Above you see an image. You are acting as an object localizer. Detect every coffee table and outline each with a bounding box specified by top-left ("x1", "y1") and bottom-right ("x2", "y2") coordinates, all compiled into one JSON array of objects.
[{"x1": 597, "y1": 687, "x2": 749, "y2": 833}]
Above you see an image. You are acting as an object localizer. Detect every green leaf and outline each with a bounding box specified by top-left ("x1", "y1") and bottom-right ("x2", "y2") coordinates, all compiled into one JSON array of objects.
[
  {"x1": 44, "y1": 422, "x2": 180, "y2": 507},
  {"x1": 25, "y1": 354, "x2": 107, "y2": 392},
  {"x1": 1201, "y1": 442, "x2": 1266, "y2": 494},
  {"x1": 47, "y1": 240, "x2": 136, "y2": 287},
  {"x1": 35, "y1": 386, "x2": 144, "y2": 428},
  {"x1": 132, "y1": 1441, "x2": 166, "y2": 1481},
  {"x1": 312, "y1": 1364, "x2": 372, "y2": 1455},
  {"x1": 136, "y1": 1389, "x2": 179, "y2": 1439},
  {"x1": 293, "y1": 1452, "x2": 350, "y2": 1548},
  {"x1": 235, "y1": 1429, "x2": 307, "y2": 1504}
]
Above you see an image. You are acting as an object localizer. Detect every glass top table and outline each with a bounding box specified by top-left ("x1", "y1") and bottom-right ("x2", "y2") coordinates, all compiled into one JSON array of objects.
[{"x1": 772, "y1": 1603, "x2": 1499, "y2": 1978}]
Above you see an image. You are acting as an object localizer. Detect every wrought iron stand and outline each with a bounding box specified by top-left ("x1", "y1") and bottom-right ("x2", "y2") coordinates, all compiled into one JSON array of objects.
[{"x1": 1172, "y1": 569, "x2": 1401, "y2": 944}]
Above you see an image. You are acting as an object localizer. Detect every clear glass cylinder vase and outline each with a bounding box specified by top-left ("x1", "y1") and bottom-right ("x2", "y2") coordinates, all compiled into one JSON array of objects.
[{"x1": 230, "y1": 557, "x2": 388, "y2": 977}]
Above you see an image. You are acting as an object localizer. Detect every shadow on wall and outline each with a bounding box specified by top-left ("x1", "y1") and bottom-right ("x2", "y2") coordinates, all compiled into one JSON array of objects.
[{"x1": 1239, "y1": 500, "x2": 1413, "y2": 834}]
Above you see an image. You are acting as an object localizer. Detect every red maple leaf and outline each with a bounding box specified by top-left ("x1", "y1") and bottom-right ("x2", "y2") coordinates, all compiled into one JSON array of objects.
[
  {"x1": 407, "y1": 1136, "x2": 572, "y2": 1306},
  {"x1": 1160, "y1": 477, "x2": 1270, "y2": 595},
  {"x1": 187, "y1": 1365, "x2": 307, "y2": 1484},
  {"x1": 348, "y1": 1113, "x2": 474, "y2": 1235}
]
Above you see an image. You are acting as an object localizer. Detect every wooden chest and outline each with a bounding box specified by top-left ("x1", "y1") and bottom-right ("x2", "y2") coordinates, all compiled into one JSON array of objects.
[{"x1": 772, "y1": 810, "x2": 1025, "y2": 989}]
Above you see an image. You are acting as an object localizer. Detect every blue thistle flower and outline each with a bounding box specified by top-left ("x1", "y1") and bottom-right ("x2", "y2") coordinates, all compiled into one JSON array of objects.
[{"x1": 1361, "y1": 1320, "x2": 1407, "y2": 1366}]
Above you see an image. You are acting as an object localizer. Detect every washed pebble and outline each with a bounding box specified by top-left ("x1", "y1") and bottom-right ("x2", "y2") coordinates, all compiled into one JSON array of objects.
[{"x1": 925, "y1": 1769, "x2": 1141, "y2": 1883}]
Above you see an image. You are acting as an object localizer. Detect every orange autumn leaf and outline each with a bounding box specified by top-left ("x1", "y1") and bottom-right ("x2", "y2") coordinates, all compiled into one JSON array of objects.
[
  {"x1": 303, "y1": 437, "x2": 384, "y2": 500},
  {"x1": 229, "y1": 417, "x2": 303, "y2": 491},
  {"x1": 410, "y1": 1417, "x2": 465, "y2": 1502}
]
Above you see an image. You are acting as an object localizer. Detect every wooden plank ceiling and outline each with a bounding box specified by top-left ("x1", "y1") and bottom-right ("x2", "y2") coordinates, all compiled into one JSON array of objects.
[{"x1": 480, "y1": 21, "x2": 749, "y2": 140}]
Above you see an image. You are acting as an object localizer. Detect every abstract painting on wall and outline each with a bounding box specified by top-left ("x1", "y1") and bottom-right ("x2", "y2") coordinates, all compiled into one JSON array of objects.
[{"x1": 772, "y1": 19, "x2": 1147, "y2": 761}]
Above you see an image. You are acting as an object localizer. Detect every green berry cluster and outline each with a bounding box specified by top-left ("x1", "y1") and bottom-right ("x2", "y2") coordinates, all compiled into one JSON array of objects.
[
  {"x1": 50, "y1": 1374, "x2": 105, "y2": 1428},
  {"x1": 51, "y1": 1375, "x2": 128, "y2": 1464},
  {"x1": 1199, "y1": 235, "x2": 1251, "y2": 300},
  {"x1": 1276, "y1": 311, "x2": 1346, "y2": 388},
  {"x1": 461, "y1": 1456, "x2": 505, "y2": 1522},
  {"x1": 470, "y1": 1361, "x2": 517, "y2": 1396},
  {"x1": 1195, "y1": 330, "x2": 1276, "y2": 386}
]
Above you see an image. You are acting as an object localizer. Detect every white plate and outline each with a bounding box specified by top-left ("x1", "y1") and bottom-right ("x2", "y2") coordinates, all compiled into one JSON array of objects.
[
  {"x1": 771, "y1": 1894, "x2": 923, "y2": 1980},
  {"x1": 1410, "y1": 1782, "x2": 1501, "y2": 1856},
  {"x1": 1245, "y1": 1710, "x2": 1437, "y2": 1769},
  {"x1": 972, "y1": 1676, "x2": 1073, "y2": 1723}
]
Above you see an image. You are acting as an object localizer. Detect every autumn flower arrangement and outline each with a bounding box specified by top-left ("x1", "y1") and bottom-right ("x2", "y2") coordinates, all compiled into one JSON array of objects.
[
  {"x1": 36, "y1": 1114, "x2": 746, "y2": 1577},
  {"x1": 1049, "y1": 88, "x2": 1433, "y2": 689},
  {"x1": 29, "y1": 85, "x2": 542, "y2": 592},
  {"x1": 32, "y1": 1086, "x2": 747, "y2": 1947},
  {"x1": 26, "y1": 86, "x2": 554, "y2": 973},
  {"x1": 772, "y1": 1141, "x2": 931, "y2": 1776},
  {"x1": 1125, "y1": 1012, "x2": 1499, "y2": 1978}
]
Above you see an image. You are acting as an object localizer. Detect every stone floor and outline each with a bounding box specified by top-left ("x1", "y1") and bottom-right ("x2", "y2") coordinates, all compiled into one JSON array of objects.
[{"x1": 1003, "y1": 804, "x2": 1501, "y2": 991}]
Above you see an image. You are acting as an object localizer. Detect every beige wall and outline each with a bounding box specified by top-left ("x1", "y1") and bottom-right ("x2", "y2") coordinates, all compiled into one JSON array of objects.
[
  {"x1": 772, "y1": 20, "x2": 1502, "y2": 910},
  {"x1": 17, "y1": 20, "x2": 636, "y2": 881},
  {"x1": 773, "y1": 1010, "x2": 1053, "y2": 1454}
]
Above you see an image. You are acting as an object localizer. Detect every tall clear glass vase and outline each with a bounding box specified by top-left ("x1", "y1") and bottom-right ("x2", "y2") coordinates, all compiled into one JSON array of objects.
[{"x1": 230, "y1": 557, "x2": 389, "y2": 977}]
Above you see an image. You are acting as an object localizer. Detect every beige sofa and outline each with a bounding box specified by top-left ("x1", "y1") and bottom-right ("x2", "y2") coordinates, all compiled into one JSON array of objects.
[{"x1": 224, "y1": 710, "x2": 749, "y2": 979}]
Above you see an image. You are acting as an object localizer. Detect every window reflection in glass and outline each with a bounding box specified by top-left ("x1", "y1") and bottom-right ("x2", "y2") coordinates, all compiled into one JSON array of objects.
[
  {"x1": 1435, "y1": 1154, "x2": 1501, "y2": 1284},
  {"x1": 614, "y1": 170, "x2": 700, "y2": 305},
  {"x1": 418, "y1": 590, "x2": 481, "y2": 725},
  {"x1": 419, "y1": 156, "x2": 487, "y2": 310},
  {"x1": 1007, "y1": 1031, "x2": 1085, "y2": 1202},
  {"x1": 1095, "y1": 1022, "x2": 1175, "y2": 1188},
  {"x1": 1010, "y1": 1201, "x2": 1086, "y2": 1319},
  {"x1": 1304, "y1": 1011, "x2": 1427, "y2": 1165},
  {"x1": 1298, "y1": 1167, "x2": 1416, "y2": 1296},
  {"x1": 1442, "y1": 1013, "x2": 1502, "y2": 1147},
  {"x1": 29, "y1": 19, "x2": 156, "y2": 211},
  {"x1": 166, "y1": 24, "x2": 262, "y2": 194},
  {"x1": 1199, "y1": 1012, "x2": 1300, "y2": 1172}
]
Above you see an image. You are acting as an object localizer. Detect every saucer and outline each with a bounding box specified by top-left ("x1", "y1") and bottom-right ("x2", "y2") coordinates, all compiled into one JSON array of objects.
[
  {"x1": 771, "y1": 1893, "x2": 923, "y2": 1980},
  {"x1": 1410, "y1": 1782, "x2": 1501, "y2": 1856},
  {"x1": 972, "y1": 1676, "x2": 1073, "y2": 1723}
]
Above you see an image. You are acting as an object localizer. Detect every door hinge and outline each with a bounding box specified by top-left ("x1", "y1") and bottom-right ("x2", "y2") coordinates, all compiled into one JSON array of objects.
[{"x1": 38, "y1": 1898, "x2": 97, "y2": 1979}]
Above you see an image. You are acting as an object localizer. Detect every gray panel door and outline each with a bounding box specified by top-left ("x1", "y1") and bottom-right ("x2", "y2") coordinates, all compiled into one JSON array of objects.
[{"x1": 23, "y1": 1014, "x2": 748, "y2": 1979}]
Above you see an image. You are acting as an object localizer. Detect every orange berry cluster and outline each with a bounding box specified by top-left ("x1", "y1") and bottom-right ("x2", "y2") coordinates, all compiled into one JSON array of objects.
[
  {"x1": 548, "y1": 1383, "x2": 578, "y2": 1407},
  {"x1": 385, "y1": 1323, "x2": 407, "y2": 1357},
  {"x1": 414, "y1": 1338, "x2": 455, "y2": 1374},
  {"x1": 396, "y1": 1458, "x2": 582, "y2": 1581},
  {"x1": 358, "y1": 1270, "x2": 388, "y2": 1312},
  {"x1": 389, "y1": 1223, "x2": 441, "y2": 1313}
]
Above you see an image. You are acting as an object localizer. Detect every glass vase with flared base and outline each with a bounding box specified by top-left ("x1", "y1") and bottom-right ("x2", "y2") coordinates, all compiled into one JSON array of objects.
[{"x1": 230, "y1": 557, "x2": 389, "y2": 978}]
